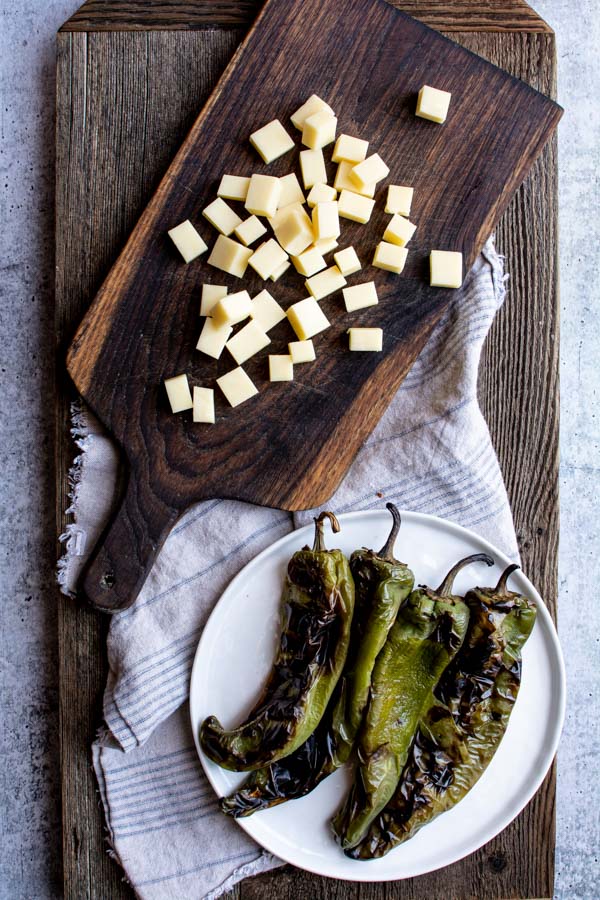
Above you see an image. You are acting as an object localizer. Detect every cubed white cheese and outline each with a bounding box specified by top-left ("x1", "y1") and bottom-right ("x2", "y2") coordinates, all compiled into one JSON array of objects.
[
  {"x1": 234, "y1": 215, "x2": 267, "y2": 247},
  {"x1": 337, "y1": 189, "x2": 375, "y2": 224},
  {"x1": 269, "y1": 355, "x2": 294, "y2": 382},
  {"x1": 164, "y1": 374, "x2": 193, "y2": 413},
  {"x1": 287, "y1": 297, "x2": 330, "y2": 340},
  {"x1": 212, "y1": 290, "x2": 253, "y2": 326},
  {"x1": 307, "y1": 183, "x2": 337, "y2": 207},
  {"x1": 342, "y1": 281, "x2": 379, "y2": 312},
  {"x1": 269, "y1": 259, "x2": 291, "y2": 282},
  {"x1": 217, "y1": 367, "x2": 259, "y2": 407},
  {"x1": 333, "y1": 246, "x2": 361, "y2": 276},
  {"x1": 245, "y1": 174, "x2": 281, "y2": 218},
  {"x1": 250, "y1": 289, "x2": 286, "y2": 332},
  {"x1": 272, "y1": 205, "x2": 314, "y2": 256},
  {"x1": 291, "y1": 94, "x2": 334, "y2": 131},
  {"x1": 278, "y1": 173, "x2": 305, "y2": 209},
  {"x1": 305, "y1": 265, "x2": 346, "y2": 301},
  {"x1": 332, "y1": 134, "x2": 368, "y2": 164},
  {"x1": 200, "y1": 284, "x2": 227, "y2": 317},
  {"x1": 250, "y1": 119, "x2": 295, "y2": 163},
  {"x1": 193, "y1": 387, "x2": 215, "y2": 424},
  {"x1": 416, "y1": 85, "x2": 452, "y2": 124},
  {"x1": 373, "y1": 241, "x2": 408, "y2": 274},
  {"x1": 168, "y1": 221, "x2": 208, "y2": 263},
  {"x1": 248, "y1": 239, "x2": 289, "y2": 279},
  {"x1": 288, "y1": 339, "x2": 316, "y2": 364},
  {"x1": 386, "y1": 185, "x2": 414, "y2": 216},
  {"x1": 196, "y1": 318, "x2": 233, "y2": 359},
  {"x1": 202, "y1": 197, "x2": 243, "y2": 236},
  {"x1": 226, "y1": 319, "x2": 271, "y2": 365},
  {"x1": 348, "y1": 327, "x2": 383, "y2": 351},
  {"x1": 430, "y1": 250, "x2": 463, "y2": 288},
  {"x1": 383, "y1": 214, "x2": 417, "y2": 247},
  {"x1": 299, "y1": 149, "x2": 327, "y2": 189},
  {"x1": 302, "y1": 111, "x2": 337, "y2": 150},
  {"x1": 207, "y1": 235, "x2": 253, "y2": 278},
  {"x1": 312, "y1": 201, "x2": 340, "y2": 241},
  {"x1": 292, "y1": 246, "x2": 327, "y2": 277},
  {"x1": 351, "y1": 154, "x2": 389, "y2": 189},
  {"x1": 334, "y1": 161, "x2": 376, "y2": 198},
  {"x1": 218, "y1": 174, "x2": 250, "y2": 202}
]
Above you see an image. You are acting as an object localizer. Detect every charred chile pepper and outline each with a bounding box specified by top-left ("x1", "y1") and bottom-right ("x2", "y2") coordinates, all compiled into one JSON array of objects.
[
  {"x1": 220, "y1": 504, "x2": 414, "y2": 816},
  {"x1": 200, "y1": 512, "x2": 355, "y2": 772},
  {"x1": 332, "y1": 553, "x2": 494, "y2": 850},
  {"x1": 348, "y1": 564, "x2": 537, "y2": 859}
]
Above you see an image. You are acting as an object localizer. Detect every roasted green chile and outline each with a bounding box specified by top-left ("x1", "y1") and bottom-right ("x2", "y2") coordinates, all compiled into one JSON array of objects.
[
  {"x1": 200, "y1": 512, "x2": 355, "y2": 772},
  {"x1": 220, "y1": 504, "x2": 414, "y2": 815},
  {"x1": 348, "y1": 564, "x2": 537, "y2": 859},
  {"x1": 332, "y1": 553, "x2": 494, "y2": 850}
]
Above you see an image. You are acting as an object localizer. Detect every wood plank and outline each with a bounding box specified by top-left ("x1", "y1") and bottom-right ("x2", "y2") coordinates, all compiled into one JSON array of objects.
[
  {"x1": 61, "y1": 0, "x2": 553, "y2": 33},
  {"x1": 64, "y1": 0, "x2": 560, "y2": 615},
  {"x1": 56, "y1": 16, "x2": 558, "y2": 900}
]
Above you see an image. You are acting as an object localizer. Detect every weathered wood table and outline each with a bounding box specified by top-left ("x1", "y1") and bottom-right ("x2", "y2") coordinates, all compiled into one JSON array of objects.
[{"x1": 55, "y1": 1, "x2": 559, "y2": 897}]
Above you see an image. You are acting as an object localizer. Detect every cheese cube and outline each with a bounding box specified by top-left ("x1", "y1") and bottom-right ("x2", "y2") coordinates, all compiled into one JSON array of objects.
[
  {"x1": 234, "y1": 216, "x2": 267, "y2": 247},
  {"x1": 348, "y1": 327, "x2": 383, "y2": 352},
  {"x1": 334, "y1": 246, "x2": 361, "y2": 276},
  {"x1": 332, "y1": 134, "x2": 368, "y2": 164},
  {"x1": 416, "y1": 85, "x2": 452, "y2": 124},
  {"x1": 217, "y1": 367, "x2": 258, "y2": 407},
  {"x1": 196, "y1": 318, "x2": 233, "y2": 359},
  {"x1": 278, "y1": 173, "x2": 305, "y2": 209},
  {"x1": 291, "y1": 94, "x2": 334, "y2": 130},
  {"x1": 248, "y1": 239, "x2": 289, "y2": 279},
  {"x1": 212, "y1": 290, "x2": 253, "y2": 326},
  {"x1": 383, "y1": 214, "x2": 417, "y2": 247},
  {"x1": 272, "y1": 206, "x2": 314, "y2": 256},
  {"x1": 312, "y1": 237, "x2": 338, "y2": 254},
  {"x1": 250, "y1": 289, "x2": 286, "y2": 332},
  {"x1": 208, "y1": 234, "x2": 253, "y2": 278},
  {"x1": 305, "y1": 265, "x2": 346, "y2": 301},
  {"x1": 193, "y1": 387, "x2": 215, "y2": 424},
  {"x1": 337, "y1": 189, "x2": 375, "y2": 224},
  {"x1": 373, "y1": 241, "x2": 408, "y2": 274},
  {"x1": 200, "y1": 284, "x2": 227, "y2": 317},
  {"x1": 245, "y1": 174, "x2": 281, "y2": 218},
  {"x1": 334, "y1": 161, "x2": 375, "y2": 198},
  {"x1": 289, "y1": 340, "x2": 316, "y2": 364},
  {"x1": 430, "y1": 250, "x2": 463, "y2": 288},
  {"x1": 312, "y1": 201, "x2": 340, "y2": 241},
  {"x1": 299, "y1": 149, "x2": 327, "y2": 190},
  {"x1": 292, "y1": 247, "x2": 326, "y2": 277},
  {"x1": 269, "y1": 355, "x2": 294, "y2": 382},
  {"x1": 287, "y1": 297, "x2": 330, "y2": 340},
  {"x1": 386, "y1": 185, "x2": 414, "y2": 216},
  {"x1": 269, "y1": 260, "x2": 291, "y2": 282},
  {"x1": 302, "y1": 111, "x2": 337, "y2": 150},
  {"x1": 250, "y1": 119, "x2": 295, "y2": 163},
  {"x1": 307, "y1": 183, "x2": 337, "y2": 208},
  {"x1": 202, "y1": 197, "x2": 243, "y2": 236},
  {"x1": 226, "y1": 319, "x2": 271, "y2": 365},
  {"x1": 164, "y1": 374, "x2": 193, "y2": 413},
  {"x1": 218, "y1": 175, "x2": 250, "y2": 202},
  {"x1": 351, "y1": 154, "x2": 389, "y2": 189},
  {"x1": 168, "y1": 221, "x2": 208, "y2": 263},
  {"x1": 342, "y1": 281, "x2": 378, "y2": 312}
]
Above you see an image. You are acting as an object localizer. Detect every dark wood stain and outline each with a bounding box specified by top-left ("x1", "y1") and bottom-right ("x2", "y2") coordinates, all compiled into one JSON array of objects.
[{"x1": 55, "y1": 5, "x2": 559, "y2": 900}]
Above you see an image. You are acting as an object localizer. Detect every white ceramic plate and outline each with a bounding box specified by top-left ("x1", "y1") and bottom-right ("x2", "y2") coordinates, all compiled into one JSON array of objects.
[{"x1": 190, "y1": 510, "x2": 565, "y2": 881}]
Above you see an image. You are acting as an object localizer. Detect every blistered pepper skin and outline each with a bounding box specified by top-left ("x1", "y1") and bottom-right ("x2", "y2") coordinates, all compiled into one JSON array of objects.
[
  {"x1": 200, "y1": 513, "x2": 355, "y2": 773},
  {"x1": 220, "y1": 505, "x2": 413, "y2": 815},
  {"x1": 347, "y1": 565, "x2": 537, "y2": 860},
  {"x1": 332, "y1": 553, "x2": 494, "y2": 850}
]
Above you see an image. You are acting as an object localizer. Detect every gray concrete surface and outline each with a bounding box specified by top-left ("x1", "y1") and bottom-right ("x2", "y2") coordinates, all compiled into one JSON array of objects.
[{"x1": 0, "y1": 1, "x2": 598, "y2": 897}]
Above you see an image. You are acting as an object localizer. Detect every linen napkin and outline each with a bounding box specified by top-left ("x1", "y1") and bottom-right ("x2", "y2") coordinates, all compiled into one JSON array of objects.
[{"x1": 59, "y1": 237, "x2": 519, "y2": 899}]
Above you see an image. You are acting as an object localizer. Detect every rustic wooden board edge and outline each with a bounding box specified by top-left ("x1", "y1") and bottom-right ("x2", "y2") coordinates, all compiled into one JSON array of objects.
[
  {"x1": 55, "y1": 19, "x2": 560, "y2": 900},
  {"x1": 60, "y1": 0, "x2": 554, "y2": 33}
]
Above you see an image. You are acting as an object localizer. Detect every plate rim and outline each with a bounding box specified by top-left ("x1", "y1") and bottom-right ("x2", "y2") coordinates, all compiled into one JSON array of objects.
[{"x1": 189, "y1": 509, "x2": 566, "y2": 881}]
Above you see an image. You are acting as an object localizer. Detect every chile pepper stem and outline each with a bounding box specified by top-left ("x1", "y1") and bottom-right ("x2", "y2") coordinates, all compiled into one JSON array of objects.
[
  {"x1": 436, "y1": 553, "x2": 494, "y2": 598},
  {"x1": 378, "y1": 503, "x2": 401, "y2": 560},
  {"x1": 312, "y1": 511, "x2": 341, "y2": 552},
  {"x1": 494, "y1": 563, "x2": 520, "y2": 595}
]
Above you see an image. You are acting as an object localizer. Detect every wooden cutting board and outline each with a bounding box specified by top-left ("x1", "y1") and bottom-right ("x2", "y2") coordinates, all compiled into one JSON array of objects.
[
  {"x1": 56, "y1": 1, "x2": 560, "y2": 898},
  {"x1": 65, "y1": 0, "x2": 561, "y2": 613}
]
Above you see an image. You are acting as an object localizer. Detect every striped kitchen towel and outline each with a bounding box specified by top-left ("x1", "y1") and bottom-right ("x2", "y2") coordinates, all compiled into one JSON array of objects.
[{"x1": 59, "y1": 237, "x2": 518, "y2": 899}]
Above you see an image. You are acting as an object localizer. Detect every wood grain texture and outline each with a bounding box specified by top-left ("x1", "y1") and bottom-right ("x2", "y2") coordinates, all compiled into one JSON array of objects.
[
  {"x1": 64, "y1": 0, "x2": 561, "y2": 614},
  {"x1": 61, "y1": 0, "x2": 553, "y2": 33},
  {"x1": 55, "y1": 14, "x2": 559, "y2": 900}
]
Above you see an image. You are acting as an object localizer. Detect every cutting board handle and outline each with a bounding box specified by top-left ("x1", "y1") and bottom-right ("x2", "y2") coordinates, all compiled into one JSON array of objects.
[{"x1": 81, "y1": 472, "x2": 178, "y2": 614}]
